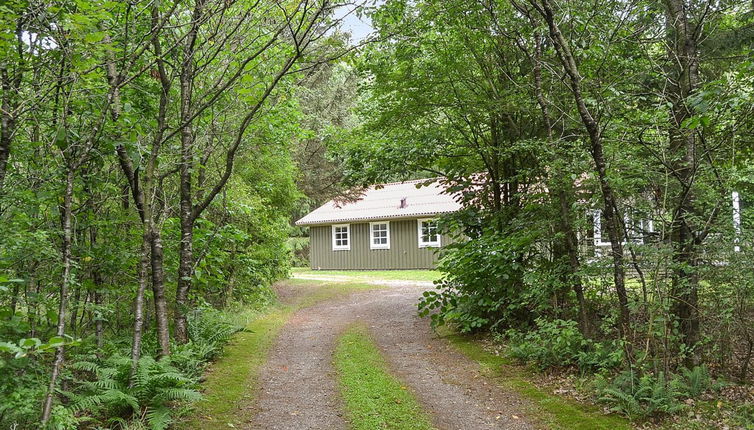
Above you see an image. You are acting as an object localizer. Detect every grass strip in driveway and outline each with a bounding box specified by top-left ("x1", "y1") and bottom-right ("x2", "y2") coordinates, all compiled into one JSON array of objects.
[
  {"x1": 335, "y1": 324, "x2": 436, "y2": 430},
  {"x1": 442, "y1": 330, "x2": 632, "y2": 430},
  {"x1": 179, "y1": 280, "x2": 380, "y2": 429}
]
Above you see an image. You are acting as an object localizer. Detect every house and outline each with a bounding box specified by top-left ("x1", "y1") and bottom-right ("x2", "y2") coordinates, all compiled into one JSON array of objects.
[
  {"x1": 585, "y1": 190, "x2": 744, "y2": 257},
  {"x1": 295, "y1": 179, "x2": 461, "y2": 270}
]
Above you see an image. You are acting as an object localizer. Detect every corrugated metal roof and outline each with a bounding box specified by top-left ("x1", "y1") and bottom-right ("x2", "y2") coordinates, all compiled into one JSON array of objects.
[{"x1": 295, "y1": 179, "x2": 462, "y2": 226}]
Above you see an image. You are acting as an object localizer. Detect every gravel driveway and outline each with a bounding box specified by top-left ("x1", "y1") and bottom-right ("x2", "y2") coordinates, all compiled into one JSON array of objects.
[{"x1": 247, "y1": 277, "x2": 537, "y2": 430}]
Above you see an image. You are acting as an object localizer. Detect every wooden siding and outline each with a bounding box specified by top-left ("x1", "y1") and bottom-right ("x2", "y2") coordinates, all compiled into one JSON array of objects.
[{"x1": 309, "y1": 219, "x2": 443, "y2": 270}]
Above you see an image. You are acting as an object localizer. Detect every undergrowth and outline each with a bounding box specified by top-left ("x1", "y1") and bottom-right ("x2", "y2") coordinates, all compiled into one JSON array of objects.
[{"x1": 503, "y1": 319, "x2": 726, "y2": 421}]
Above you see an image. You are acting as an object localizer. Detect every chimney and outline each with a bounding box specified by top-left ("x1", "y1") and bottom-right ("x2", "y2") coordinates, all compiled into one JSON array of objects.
[{"x1": 399, "y1": 197, "x2": 407, "y2": 209}]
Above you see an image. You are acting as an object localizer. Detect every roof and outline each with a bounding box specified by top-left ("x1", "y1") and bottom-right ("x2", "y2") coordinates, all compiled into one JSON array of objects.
[{"x1": 295, "y1": 178, "x2": 462, "y2": 226}]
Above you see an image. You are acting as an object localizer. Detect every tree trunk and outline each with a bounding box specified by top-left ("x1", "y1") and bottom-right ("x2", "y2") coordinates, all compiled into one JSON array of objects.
[
  {"x1": 532, "y1": 0, "x2": 631, "y2": 338},
  {"x1": 89, "y1": 225, "x2": 105, "y2": 349},
  {"x1": 176, "y1": 214, "x2": 193, "y2": 343},
  {"x1": 0, "y1": 20, "x2": 22, "y2": 193},
  {"x1": 41, "y1": 168, "x2": 75, "y2": 425},
  {"x1": 0, "y1": 67, "x2": 16, "y2": 192},
  {"x1": 664, "y1": 0, "x2": 702, "y2": 365},
  {"x1": 107, "y1": 12, "x2": 172, "y2": 357},
  {"x1": 175, "y1": 87, "x2": 196, "y2": 343},
  {"x1": 69, "y1": 286, "x2": 81, "y2": 335},
  {"x1": 149, "y1": 227, "x2": 171, "y2": 356},
  {"x1": 10, "y1": 284, "x2": 19, "y2": 316},
  {"x1": 130, "y1": 234, "x2": 150, "y2": 378},
  {"x1": 530, "y1": 31, "x2": 590, "y2": 336},
  {"x1": 556, "y1": 184, "x2": 590, "y2": 334},
  {"x1": 175, "y1": 0, "x2": 205, "y2": 344}
]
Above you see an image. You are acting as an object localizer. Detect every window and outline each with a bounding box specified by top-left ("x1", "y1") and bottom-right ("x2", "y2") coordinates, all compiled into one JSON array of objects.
[
  {"x1": 418, "y1": 219, "x2": 440, "y2": 247},
  {"x1": 370, "y1": 222, "x2": 390, "y2": 249},
  {"x1": 332, "y1": 224, "x2": 350, "y2": 251},
  {"x1": 591, "y1": 209, "x2": 609, "y2": 247},
  {"x1": 592, "y1": 209, "x2": 655, "y2": 249}
]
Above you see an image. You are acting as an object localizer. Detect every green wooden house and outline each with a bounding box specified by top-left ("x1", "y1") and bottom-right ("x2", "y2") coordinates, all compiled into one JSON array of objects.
[{"x1": 296, "y1": 179, "x2": 461, "y2": 270}]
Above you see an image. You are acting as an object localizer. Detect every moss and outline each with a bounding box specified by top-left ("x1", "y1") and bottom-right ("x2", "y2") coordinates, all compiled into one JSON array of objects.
[
  {"x1": 178, "y1": 281, "x2": 381, "y2": 429},
  {"x1": 334, "y1": 324, "x2": 436, "y2": 430},
  {"x1": 441, "y1": 330, "x2": 632, "y2": 430}
]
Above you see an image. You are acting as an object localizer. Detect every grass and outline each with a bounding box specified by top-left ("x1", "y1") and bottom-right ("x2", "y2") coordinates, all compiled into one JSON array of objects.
[
  {"x1": 439, "y1": 329, "x2": 633, "y2": 430},
  {"x1": 334, "y1": 324, "x2": 436, "y2": 430},
  {"x1": 291, "y1": 267, "x2": 442, "y2": 283},
  {"x1": 178, "y1": 279, "x2": 381, "y2": 429}
]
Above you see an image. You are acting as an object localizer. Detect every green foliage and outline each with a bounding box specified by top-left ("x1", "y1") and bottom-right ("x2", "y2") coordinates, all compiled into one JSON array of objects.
[
  {"x1": 65, "y1": 354, "x2": 200, "y2": 430},
  {"x1": 287, "y1": 236, "x2": 310, "y2": 267},
  {"x1": 505, "y1": 319, "x2": 623, "y2": 373},
  {"x1": 595, "y1": 366, "x2": 718, "y2": 420},
  {"x1": 596, "y1": 371, "x2": 685, "y2": 419},
  {"x1": 676, "y1": 365, "x2": 715, "y2": 398},
  {"x1": 0, "y1": 362, "x2": 49, "y2": 428},
  {"x1": 419, "y1": 222, "x2": 555, "y2": 333},
  {"x1": 169, "y1": 306, "x2": 246, "y2": 375}
]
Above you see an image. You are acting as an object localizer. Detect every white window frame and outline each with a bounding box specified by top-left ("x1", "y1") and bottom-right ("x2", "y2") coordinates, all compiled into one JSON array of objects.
[
  {"x1": 593, "y1": 209, "x2": 653, "y2": 249},
  {"x1": 332, "y1": 224, "x2": 351, "y2": 251},
  {"x1": 417, "y1": 218, "x2": 441, "y2": 248},
  {"x1": 369, "y1": 221, "x2": 391, "y2": 250},
  {"x1": 733, "y1": 191, "x2": 742, "y2": 252},
  {"x1": 591, "y1": 209, "x2": 610, "y2": 247}
]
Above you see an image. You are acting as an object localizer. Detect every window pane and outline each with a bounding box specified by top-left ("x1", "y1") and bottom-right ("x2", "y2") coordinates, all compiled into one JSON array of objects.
[
  {"x1": 371, "y1": 223, "x2": 388, "y2": 246},
  {"x1": 420, "y1": 221, "x2": 438, "y2": 245},
  {"x1": 334, "y1": 226, "x2": 349, "y2": 248}
]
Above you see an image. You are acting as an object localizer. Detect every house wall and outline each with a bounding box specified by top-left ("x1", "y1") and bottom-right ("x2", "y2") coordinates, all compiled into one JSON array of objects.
[{"x1": 309, "y1": 219, "x2": 444, "y2": 270}]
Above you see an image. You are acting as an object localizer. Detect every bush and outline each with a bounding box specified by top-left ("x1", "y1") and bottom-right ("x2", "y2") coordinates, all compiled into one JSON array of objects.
[
  {"x1": 506, "y1": 319, "x2": 587, "y2": 370},
  {"x1": 576, "y1": 339, "x2": 625, "y2": 374},
  {"x1": 418, "y1": 228, "x2": 547, "y2": 333},
  {"x1": 505, "y1": 318, "x2": 623, "y2": 373}
]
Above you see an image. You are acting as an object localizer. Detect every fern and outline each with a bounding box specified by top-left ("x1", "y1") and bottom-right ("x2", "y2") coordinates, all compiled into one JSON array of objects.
[
  {"x1": 153, "y1": 388, "x2": 202, "y2": 403},
  {"x1": 677, "y1": 365, "x2": 712, "y2": 397},
  {"x1": 64, "y1": 353, "x2": 201, "y2": 430},
  {"x1": 597, "y1": 370, "x2": 685, "y2": 419},
  {"x1": 71, "y1": 360, "x2": 101, "y2": 373},
  {"x1": 146, "y1": 406, "x2": 172, "y2": 430}
]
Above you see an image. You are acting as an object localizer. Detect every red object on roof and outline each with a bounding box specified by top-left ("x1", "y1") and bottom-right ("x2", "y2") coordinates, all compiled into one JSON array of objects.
[{"x1": 295, "y1": 179, "x2": 461, "y2": 226}]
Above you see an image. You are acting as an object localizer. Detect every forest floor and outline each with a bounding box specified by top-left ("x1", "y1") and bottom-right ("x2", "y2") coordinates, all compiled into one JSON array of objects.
[{"x1": 182, "y1": 272, "x2": 632, "y2": 429}]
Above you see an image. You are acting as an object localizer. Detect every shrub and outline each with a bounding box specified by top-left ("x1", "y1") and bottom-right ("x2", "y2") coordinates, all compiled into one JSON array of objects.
[
  {"x1": 596, "y1": 370, "x2": 685, "y2": 419},
  {"x1": 506, "y1": 319, "x2": 587, "y2": 370},
  {"x1": 419, "y1": 228, "x2": 547, "y2": 333},
  {"x1": 504, "y1": 318, "x2": 623, "y2": 373},
  {"x1": 576, "y1": 339, "x2": 625, "y2": 374}
]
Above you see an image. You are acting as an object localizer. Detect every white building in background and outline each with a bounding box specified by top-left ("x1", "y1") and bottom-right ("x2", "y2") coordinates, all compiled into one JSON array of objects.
[{"x1": 588, "y1": 191, "x2": 744, "y2": 256}]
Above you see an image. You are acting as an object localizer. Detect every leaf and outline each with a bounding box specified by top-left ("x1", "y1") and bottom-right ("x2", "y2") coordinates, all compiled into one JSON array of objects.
[
  {"x1": 19, "y1": 337, "x2": 42, "y2": 348},
  {"x1": 0, "y1": 341, "x2": 21, "y2": 354},
  {"x1": 54, "y1": 127, "x2": 67, "y2": 150},
  {"x1": 47, "y1": 336, "x2": 66, "y2": 348},
  {"x1": 84, "y1": 31, "x2": 106, "y2": 44}
]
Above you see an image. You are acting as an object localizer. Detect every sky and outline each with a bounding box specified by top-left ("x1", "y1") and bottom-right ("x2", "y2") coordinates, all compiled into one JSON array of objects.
[{"x1": 334, "y1": 1, "x2": 382, "y2": 43}]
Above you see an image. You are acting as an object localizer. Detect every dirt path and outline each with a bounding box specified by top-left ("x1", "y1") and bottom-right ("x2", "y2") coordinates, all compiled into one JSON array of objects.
[{"x1": 248, "y1": 279, "x2": 537, "y2": 430}]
